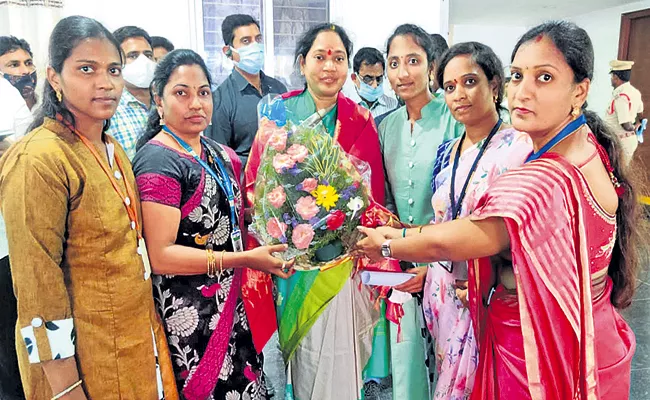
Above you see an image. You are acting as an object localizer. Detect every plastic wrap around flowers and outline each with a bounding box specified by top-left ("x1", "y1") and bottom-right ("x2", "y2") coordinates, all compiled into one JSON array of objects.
[{"x1": 250, "y1": 117, "x2": 372, "y2": 271}]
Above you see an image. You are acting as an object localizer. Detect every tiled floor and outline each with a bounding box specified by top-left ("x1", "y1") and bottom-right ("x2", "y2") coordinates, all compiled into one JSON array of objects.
[{"x1": 623, "y1": 266, "x2": 650, "y2": 400}]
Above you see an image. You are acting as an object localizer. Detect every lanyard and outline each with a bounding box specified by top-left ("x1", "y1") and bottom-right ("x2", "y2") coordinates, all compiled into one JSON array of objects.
[
  {"x1": 162, "y1": 126, "x2": 240, "y2": 237},
  {"x1": 526, "y1": 114, "x2": 586, "y2": 163},
  {"x1": 65, "y1": 119, "x2": 141, "y2": 238},
  {"x1": 449, "y1": 119, "x2": 502, "y2": 220}
]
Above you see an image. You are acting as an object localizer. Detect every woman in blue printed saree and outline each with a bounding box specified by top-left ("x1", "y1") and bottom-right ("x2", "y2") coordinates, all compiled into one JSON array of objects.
[{"x1": 245, "y1": 24, "x2": 386, "y2": 400}]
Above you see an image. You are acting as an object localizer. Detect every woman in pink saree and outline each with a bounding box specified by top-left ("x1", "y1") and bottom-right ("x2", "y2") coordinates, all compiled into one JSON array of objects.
[{"x1": 356, "y1": 21, "x2": 640, "y2": 399}]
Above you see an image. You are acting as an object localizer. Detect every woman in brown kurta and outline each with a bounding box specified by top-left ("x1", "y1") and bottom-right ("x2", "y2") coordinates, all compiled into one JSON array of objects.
[{"x1": 0, "y1": 16, "x2": 177, "y2": 399}]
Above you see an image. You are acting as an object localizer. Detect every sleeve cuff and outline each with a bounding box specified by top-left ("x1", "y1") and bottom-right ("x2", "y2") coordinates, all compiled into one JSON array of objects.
[{"x1": 20, "y1": 317, "x2": 75, "y2": 363}]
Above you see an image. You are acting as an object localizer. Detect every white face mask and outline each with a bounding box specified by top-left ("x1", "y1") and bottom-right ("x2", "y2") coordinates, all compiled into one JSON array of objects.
[{"x1": 122, "y1": 54, "x2": 156, "y2": 88}]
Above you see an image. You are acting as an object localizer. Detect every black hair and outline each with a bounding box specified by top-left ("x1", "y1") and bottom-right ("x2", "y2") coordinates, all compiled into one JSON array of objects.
[
  {"x1": 295, "y1": 23, "x2": 353, "y2": 68},
  {"x1": 612, "y1": 69, "x2": 631, "y2": 82},
  {"x1": 386, "y1": 24, "x2": 435, "y2": 65},
  {"x1": 113, "y1": 25, "x2": 152, "y2": 47},
  {"x1": 0, "y1": 36, "x2": 33, "y2": 58},
  {"x1": 136, "y1": 49, "x2": 213, "y2": 150},
  {"x1": 353, "y1": 47, "x2": 385, "y2": 73},
  {"x1": 429, "y1": 33, "x2": 449, "y2": 64},
  {"x1": 221, "y1": 14, "x2": 260, "y2": 46},
  {"x1": 513, "y1": 20, "x2": 643, "y2": 309},
  {"x1": 436, "y1": 41, "x2": 505, "y2": 113},
  {"x1": 28, "y1": 16, "x2": 123, "y2": 133},
  {"x1": 151, "y1": 36, "x2": 175, "y2": 52}
]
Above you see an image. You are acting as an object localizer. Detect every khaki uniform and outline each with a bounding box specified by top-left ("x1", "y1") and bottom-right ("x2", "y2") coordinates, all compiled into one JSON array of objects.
[{"x1": 605, "y1": 81, "x2": 644, "y2": 164}]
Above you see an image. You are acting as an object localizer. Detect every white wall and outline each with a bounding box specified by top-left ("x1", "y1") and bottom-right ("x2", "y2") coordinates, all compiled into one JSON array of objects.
[
  {"x1": 450, "y1": 24, "x2": 528, "y2": 67},
  {"x1": 569, "y1": 0, "x2": 650, "y2": 114},
  {"x1": 61, "y1": 0, "x2": 198, "y2": 50},
  {"x1": 0, "y1": 0, "x2": 200, "y2": 81}
]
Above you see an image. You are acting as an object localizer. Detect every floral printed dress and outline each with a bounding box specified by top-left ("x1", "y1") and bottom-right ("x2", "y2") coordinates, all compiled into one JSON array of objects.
[
  {"x1": 134, "y1": 138, "x2": 268, "y2": 400},
  {"x1": 424, "y1": 128, "x2": 532, "y2": 400}
]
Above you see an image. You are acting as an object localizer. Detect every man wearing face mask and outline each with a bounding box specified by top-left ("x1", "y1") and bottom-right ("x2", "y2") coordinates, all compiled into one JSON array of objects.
[
  {"x1": 205, "y1": 14, "x2": 287, "y2": 169},
  {"x1": 107, "y1": 26, "x2": 157, "y2": 159},
  {"x1": 0, "y1": 35, "x2": 34, "y2": 400},
  {"x1": 0, "y1": 36, "x2": 36, "y2": 155},
  {"x1": 351, "y1": 47, "x2": 397, "y2": 118}
]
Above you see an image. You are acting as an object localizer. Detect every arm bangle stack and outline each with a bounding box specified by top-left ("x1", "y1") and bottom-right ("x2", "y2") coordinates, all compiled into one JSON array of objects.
[{"x1": 51, "y1": 379, "x2": 83, "y2": 400}]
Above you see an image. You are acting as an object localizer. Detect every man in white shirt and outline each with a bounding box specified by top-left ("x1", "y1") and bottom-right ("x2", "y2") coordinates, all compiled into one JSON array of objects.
[
  {"x1": 0, "y1": 76, "x2": 32, "y2": 148},
  {"x1": 0, "y1": 37, "x2": 34, "y2": 400}
]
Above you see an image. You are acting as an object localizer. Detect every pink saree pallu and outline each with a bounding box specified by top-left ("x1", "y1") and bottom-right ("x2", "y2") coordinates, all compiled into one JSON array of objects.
[{"x1": 467, "y1": 153, "x2": 635, "y2": 400}]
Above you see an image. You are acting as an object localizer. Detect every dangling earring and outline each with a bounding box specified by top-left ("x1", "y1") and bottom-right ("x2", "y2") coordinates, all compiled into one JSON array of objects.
[
  {"x1": 159, "y1": 112, "x2": 165, "y2": 126},
  {"x1": 493, "y1": 95, "x2": 498, "y2": 103},
  {"x1": 56, "y1": 90, "x2": 62, "y2": 103},
  {"x1": 571, "y1": 104, "x2": 580, "y2": 119}
]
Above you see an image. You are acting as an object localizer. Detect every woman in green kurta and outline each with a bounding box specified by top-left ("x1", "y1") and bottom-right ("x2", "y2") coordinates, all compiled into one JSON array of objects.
[
  {"x1": 376, "y1": 24, "x2": 464, "y2": 400},
  {"x1": 245, "y1": 24, "x2": 387, "y2": 400}
]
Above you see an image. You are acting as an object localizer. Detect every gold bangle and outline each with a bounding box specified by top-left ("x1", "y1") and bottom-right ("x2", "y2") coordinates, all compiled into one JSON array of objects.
[
  {"x1": 220, "y1": 250, "x2": 226, "y2": 276},
  {"x1": 206, "y1": 248, "x2": 216, "y2": 278},
  {"x1": 51, "y1": 379, "x2": 83, "y2": 400}
]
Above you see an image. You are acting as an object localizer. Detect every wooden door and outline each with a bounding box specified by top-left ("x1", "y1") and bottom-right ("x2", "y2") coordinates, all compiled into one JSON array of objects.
[{"x1": 619, "y1": 9, "x2": 650, "y2": 196}]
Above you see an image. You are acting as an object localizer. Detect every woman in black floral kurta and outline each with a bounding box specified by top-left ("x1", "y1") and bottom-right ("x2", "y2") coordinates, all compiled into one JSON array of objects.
[
  {"x1": 135, "y1": 139, "x2": 266, "y2": 399},
  {"x1": 132, "y1": 49, "x2": 291, "y2": 400}
]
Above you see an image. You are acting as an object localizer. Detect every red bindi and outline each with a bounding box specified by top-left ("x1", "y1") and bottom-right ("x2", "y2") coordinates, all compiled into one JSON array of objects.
[
  {"x1": 327, "y1": 49, "x2": 332, "y2": 56},
  {"x1": 535, "y1": 34, "x2": 543, "y2": 43}
]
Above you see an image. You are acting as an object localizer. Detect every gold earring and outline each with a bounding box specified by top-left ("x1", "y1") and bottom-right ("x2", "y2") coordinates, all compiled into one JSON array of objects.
[
  {"x1": 56, "y1": 90, "x2": 62, "y2": 103},
  {"x1": 159, "y1": 113, "x2": 165, "y2": 126},
  {"x1": 571, "y1": 105, "x2": 580, "y2": 118},
  {"x1": 494, "y1": 95, "x2": 498, "y2": 103}
]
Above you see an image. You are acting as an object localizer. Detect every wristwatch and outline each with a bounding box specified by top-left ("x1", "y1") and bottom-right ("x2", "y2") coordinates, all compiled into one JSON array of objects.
[{"x1": 381, "y1": 240, "x2": 393, "y2": 258}]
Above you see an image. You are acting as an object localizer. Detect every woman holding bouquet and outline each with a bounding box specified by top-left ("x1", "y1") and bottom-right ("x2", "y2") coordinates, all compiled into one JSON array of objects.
[
  {"x1": 245, "y1": 23, "x2": 386, "y2": 400},
  {"x1": 357, "y1": 21, "x2": 639, "y2": 399},
  {"x1": 133, "y1": 49, "x2": 292, "y2": 400}
]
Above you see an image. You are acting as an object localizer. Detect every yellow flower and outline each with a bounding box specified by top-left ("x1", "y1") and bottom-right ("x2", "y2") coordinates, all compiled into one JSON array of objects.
[{"x1": 311, "y1": 185, "x2": 340, "y2": 211}]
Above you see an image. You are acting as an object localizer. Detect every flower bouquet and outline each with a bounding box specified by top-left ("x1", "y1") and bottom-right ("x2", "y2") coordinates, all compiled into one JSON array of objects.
[{"x1": 249, "y1": 117, "x2": 372, "y2": 271}]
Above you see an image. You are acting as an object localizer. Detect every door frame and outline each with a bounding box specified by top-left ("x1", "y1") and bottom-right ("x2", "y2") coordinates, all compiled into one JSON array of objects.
[{"x1": 618, "y1": 8, "x2": 650, "y2": 58}]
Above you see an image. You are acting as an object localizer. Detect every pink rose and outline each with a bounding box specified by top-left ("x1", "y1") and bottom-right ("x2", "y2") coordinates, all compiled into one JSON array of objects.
[
  {"x1": 300, "y1": 178, "x2": 318, "y2": 193},
  {"x1": 287, "y1": 144, "x2": 309, "y2": 163},
  {"x1": 292, "y1": 224, "x2": 315, "y2": 250},
  {"x1": 258, "y1": 118, "x2": 280, "y2": 143},
  {"x1": 266, "y1": 218, "x2": 287, "y2": 239},
  {"x1": 272, "y1": 153, "x2": 296, "y2": 173},
  {"x1": 295, "y1": 196, "x2": 320, "y2": 220},
  {"x1": 268, "y1": 131, "x2": 288, "y2": 151},
  {"x1": 266, "y1": 186, "x2": 287, "y2": 208}
]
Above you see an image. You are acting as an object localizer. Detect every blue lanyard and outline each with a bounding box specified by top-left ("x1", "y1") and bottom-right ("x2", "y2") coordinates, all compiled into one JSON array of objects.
[
  {"x1": 162, "y1": 126, "x2": 239, "y2": 231},
  {"x1": 526, "y1": 115, "x2": 586, "y2": 163},
  {"x1": 450, "y1": 118, "x2": 502, "y2": 220}
]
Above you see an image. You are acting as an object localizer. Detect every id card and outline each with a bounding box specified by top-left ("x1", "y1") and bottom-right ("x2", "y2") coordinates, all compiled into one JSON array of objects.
[
  {"x1": 231, "y1": 228, "x2": 244, "y2": 253},
  {"x1": 435, "y1": 261, "x2": 468, "y2": 280},
  {"x1": 437, "y1": 261, "x2": 453, "y2": 273},
  {"x1": 138, "y1": 237, "x2": 152, "y2": 280}
]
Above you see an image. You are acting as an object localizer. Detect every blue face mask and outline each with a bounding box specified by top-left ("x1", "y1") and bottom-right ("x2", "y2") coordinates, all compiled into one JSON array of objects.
[
  {"x1": 357, "y1": 81, "x2": 384, "y2": 103},
  {"x1": 232, "y1": 42, "x2": 265, "y2": 75}
]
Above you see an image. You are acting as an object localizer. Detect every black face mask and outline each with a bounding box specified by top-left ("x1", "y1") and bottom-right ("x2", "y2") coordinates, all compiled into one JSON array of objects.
[{"x1": 3, "y1": 70, "x2": 37, "y2": 99}]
